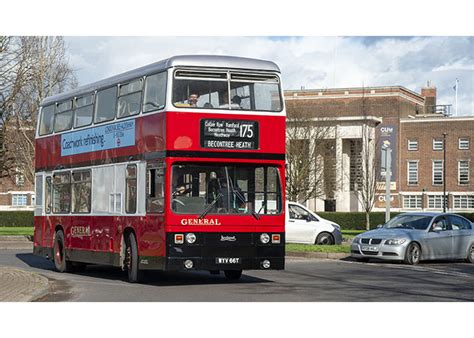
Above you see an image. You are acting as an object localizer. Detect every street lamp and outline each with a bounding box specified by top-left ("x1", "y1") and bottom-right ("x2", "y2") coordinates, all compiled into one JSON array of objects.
[{"x1": 442, "y1": 132, "x2": 447, "y2": 213}]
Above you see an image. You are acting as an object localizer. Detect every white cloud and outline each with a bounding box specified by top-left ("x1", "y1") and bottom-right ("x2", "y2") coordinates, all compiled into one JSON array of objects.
[{"x1": 65, "y1": 36, "x2": 473, "y2": 115}]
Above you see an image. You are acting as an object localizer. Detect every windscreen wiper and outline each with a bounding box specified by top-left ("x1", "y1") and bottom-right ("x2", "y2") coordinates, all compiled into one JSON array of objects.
[
  {"x1": 198, "y1": 193, "x2": 222, "y2": 220},
  {"x1": 252, "y1": 204, "x2": 265, "y2": 220}
]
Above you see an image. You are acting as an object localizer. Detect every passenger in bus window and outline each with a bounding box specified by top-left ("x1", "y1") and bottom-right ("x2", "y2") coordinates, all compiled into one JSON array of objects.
[
  {"x1": 175, "y1": 93, "x2": 199, "y2": 107},
  {"x1": 219, "y1": 92, "x2": 241, "y2": 109}
]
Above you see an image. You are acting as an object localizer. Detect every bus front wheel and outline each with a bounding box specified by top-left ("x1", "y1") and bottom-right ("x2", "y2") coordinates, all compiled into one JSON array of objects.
[
  {"x1": 224, "y1": 270, "x2": 242, "y2": 281},
  {"x1": 124, "y1": 232, "x2": 142, "y2": 283}
]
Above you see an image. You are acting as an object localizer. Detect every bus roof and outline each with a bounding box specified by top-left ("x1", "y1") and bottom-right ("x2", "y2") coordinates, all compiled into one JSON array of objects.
[{"x1": 42, "y1": 55, "x2": 281, "y2": 106}]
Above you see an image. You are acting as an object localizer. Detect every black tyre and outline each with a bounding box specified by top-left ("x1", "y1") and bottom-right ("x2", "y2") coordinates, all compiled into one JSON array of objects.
[
  {"x1": 224, "y1": 270, "x2": 242, "y2": 281},
  {"x1": 53, "y1": 230, "x2": 72, "y2": 272},
  {"x1": 467, "y1": 245, "x2": 474, "y2": 264},
  {"x1": 404, "y1": 242, "x2": 421, "y2": 265},
  {"x1": 124, "y1": 232, "x2": 142, "y2": 283},
  {"x1": 315, "y1": 232, "x2": 334, "y2": 245}
]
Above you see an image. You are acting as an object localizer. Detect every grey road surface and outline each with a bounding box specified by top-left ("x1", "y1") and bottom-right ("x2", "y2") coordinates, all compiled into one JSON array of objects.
[{"x1": 1, "y1": 249, "x2": 473, "y2": 301}]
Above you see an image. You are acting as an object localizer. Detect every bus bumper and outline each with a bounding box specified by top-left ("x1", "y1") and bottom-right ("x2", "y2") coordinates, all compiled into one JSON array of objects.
[{"x1": 165, "y1": 232, "x2": 285, "y2": 271}]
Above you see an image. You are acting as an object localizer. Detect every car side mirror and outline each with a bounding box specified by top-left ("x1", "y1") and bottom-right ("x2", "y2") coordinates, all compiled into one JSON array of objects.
[
  {"x1": 305, "y1": 215, "x2": 312, "y2": 222},
  {"x1": 376, "y1": 224, "x2": 383, "y2": 229}
]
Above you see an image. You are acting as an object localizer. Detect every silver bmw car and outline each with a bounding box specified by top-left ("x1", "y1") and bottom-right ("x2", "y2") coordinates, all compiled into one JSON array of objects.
[{"x1": 351, "y1": 212, "x2": 474, "y2": 265}]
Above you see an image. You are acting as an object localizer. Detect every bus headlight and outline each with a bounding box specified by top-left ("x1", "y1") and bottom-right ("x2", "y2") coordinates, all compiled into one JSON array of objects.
[
  {"x1": 260, "y1": 233, "x2": 270, "y2": 244},
  {"x1": 184, "y1": 259, "x2": 194, "y2": 269},
  {"x1": 185, "y1": 233, "x2": 196, "y2": 244},
  {"x1": 262, "y1": 260, "x2": 271, "y2": 269}
]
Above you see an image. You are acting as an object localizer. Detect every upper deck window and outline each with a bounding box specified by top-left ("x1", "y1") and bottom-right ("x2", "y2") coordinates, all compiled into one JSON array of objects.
[
  {"x1": 74, "y1": 94, "x2": 94, "y2": 128},
  {"x1": 143, "y1": 72, "x2": 167, "y2": 113},
  {"x1": 54, "y1": 100, "x2": 74, "y2": 132},
  {"x1": 95, "y1": 86, "x2": 117, "y2": 123},
  {"x1": 172, "y1": 69, "x2": 282, "y2": 112},
  {"x1": 117, "y1": 79, "x2": 142, "y2": 118},
  {"x1": 39, "y1": 104, "x2": 56, "y2": 135}
]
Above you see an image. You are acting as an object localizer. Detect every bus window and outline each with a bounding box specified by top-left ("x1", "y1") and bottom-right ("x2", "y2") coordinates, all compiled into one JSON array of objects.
[
  {"x1": 52, "y1": 172, "x2": 71, "y2": 214},
  {"x1": 230, "y1": 73, "x2": 282, "y2": 112},
  {"x1": 117, "y1": 79, "x2": 142, "y2": 118},
  {"x1": 95, "y1": 86, "x2": 117, "y2": 123},
  {"x1": 54, "y1": 100, "x2": 74, "y2": 132},
  {"x1": 74, "y1": 94, "x2": 94, "y2": 128},
  {"x1": 173, "y1": 70, "x2": 227, "y2": 109},
  {"x1": 72, "y1": 170, "x2": 92, "y2": 213},
  {"x1": 35, "y1": 175, "x2": 43, "y2": 208},
  {"x1": 125, "y1": 164, "x2": 137, "y2": 214},
  {"x1": 143, "y1": 72, "x2": 167, "y2": 113},
  {"x1": 39, "y1": 104, "x2": 56, "y2": 135},
  {"x1": 147, "y1": 163, "x2": 164, "y2": 213},
  {"x1": 45, "y1": 176, "x2": 52, "y2": 214}
]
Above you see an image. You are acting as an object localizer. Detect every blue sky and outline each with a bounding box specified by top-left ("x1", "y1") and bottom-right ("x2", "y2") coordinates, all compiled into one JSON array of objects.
[{"x1": 65, "y1": 36, "x2": 473, "y2": 116}]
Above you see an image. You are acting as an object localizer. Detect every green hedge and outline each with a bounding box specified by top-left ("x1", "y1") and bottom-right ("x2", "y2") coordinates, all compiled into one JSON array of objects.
[
  {"x1": 317, "y1": 212, "x2": 474, "y2": 230},
  {"x1": 0, "y1": 211, "x2": 34, "y2": 227}
]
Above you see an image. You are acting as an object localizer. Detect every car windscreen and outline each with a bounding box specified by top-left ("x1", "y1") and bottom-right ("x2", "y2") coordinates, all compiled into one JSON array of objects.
[
  {"x1": 384, "y1": 215, "x2": 433, "y2": 230},
  {"x1": 171, "y1": 163, "x2": 282, "y2": 215}
]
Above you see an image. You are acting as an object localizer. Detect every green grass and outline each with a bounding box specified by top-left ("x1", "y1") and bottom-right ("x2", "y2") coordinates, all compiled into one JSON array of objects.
[
  {"x1": 341, "y1": 229, "x2": 366, "y2": 240},
  {"x1": 286, "y1": 243, "x2": 350, "y2": 253},
  {"x1": 0, "y1": 227, "x2": 34, "y2": 236}
]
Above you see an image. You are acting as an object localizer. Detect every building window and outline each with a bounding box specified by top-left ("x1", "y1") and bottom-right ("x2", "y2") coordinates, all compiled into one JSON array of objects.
[
  {"x1": 433, "y1": 138, "x2": 444, "y2": 151},
  {"x1": 403, "y1": 195, "x2": 422, "y2": 209},
  {"x1": 12, "y1": 194, "x2": 28, "y2": 206},
  {"x1": 458, "y1": 160, "x2": 469, "y2": 185},
  {"x1": 453, "y1": 195, "x2": 474, "y2": 209},
  {"x1": 408, "y1": 139, "x2": 418, "y2": 151},
  {"x1": 459, "y1": 137, "x2": 470, "y2": 150},
  {"x1": 407, "y1": 161, "x2": 418, "y2": 185},
  {"x1": 15, "y1": 173, "x2": 25, "y2": 187},
  {"x1": 428, "y1": 195, "x2": 447, "y2": 209},
  {"x1": 432, "y1": 160, "x2": 443, "y2": 185}
]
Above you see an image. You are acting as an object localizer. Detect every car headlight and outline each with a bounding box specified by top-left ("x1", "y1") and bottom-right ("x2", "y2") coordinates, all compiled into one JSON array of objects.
[
  {"x1": 352, "y1": 237, "x2": 359, "y2": 244},
  {"x1": 331, "y1": 223, "x2": 341, "y2": 230},
  {"x1": 384, "y1": 239, "x2": 407, "y2": 245}
]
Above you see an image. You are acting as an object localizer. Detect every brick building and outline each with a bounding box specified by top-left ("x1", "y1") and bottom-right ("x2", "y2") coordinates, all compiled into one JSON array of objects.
[
  {"x1": 284, "y1": 85, "x2": 474, "y2": 212},
  {"x1": 0, "y1": 175, "x2": 35, "y2": 211}
]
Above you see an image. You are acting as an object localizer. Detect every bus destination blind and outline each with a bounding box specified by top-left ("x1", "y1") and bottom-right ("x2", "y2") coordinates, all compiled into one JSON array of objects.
[{"x1": 200, "y1": 119, "x2": 259, "y2": 150}]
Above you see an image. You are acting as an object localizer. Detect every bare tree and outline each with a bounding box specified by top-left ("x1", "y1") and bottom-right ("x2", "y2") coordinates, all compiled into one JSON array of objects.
[
  {"x1": 353, "y1": 88, "x2": 379, "y2": 230},
  {"x1": 286, "y1": 109, "x2": 335, "y2": 204},
  {"x1": 0, "y1": 36, "x2": 77, "y2": 185}
]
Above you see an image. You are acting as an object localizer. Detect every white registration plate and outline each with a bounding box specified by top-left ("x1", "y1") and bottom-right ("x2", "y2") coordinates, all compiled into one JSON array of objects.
[
  {"x1": 362, "y1": 246, "x2": 378, "y2": 252},
  {"x1": 216, "y1": 257, "x2": 241, "y2": 264}
]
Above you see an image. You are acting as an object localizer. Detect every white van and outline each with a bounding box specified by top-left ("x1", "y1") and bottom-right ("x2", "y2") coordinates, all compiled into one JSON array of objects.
[{"x1": 286, "y1": 201, "x2": 343, "y2": 245}]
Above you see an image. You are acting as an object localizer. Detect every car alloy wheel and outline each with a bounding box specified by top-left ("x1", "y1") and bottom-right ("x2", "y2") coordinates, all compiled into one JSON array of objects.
[
  {"x1": 467, "y1": 245, "x2": 474, "y2": 264},
  {"x1": 405, "y1": 243, "x2": 420, "y2": 265}
]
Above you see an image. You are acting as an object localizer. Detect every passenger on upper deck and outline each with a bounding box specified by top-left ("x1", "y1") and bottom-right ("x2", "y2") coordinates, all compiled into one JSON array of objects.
[
  {"x1": 219, "y1": 92, "x2": 241, "y2": 109},
  {"x1": 175, "y1": 93, "x2": 200, "y2": 107}
]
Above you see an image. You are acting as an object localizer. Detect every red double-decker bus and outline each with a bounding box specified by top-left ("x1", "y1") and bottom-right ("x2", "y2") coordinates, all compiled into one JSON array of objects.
[{"x1": 33, "y1": 55, "x2": 285, "y2": 282}]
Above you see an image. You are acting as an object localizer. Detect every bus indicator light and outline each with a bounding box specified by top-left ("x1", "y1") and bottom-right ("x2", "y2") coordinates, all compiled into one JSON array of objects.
[
  {"x1": 272, "y1": 234, "x2": 281, "y2": 244},
  {"x1": 175, "y1": 234, "x2": 184, "y2": 244}
]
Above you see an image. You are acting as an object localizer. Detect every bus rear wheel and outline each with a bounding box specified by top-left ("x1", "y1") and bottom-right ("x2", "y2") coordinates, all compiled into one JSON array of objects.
[
  {"x1": 224, "y1": 270, "x2": 242, "y2": 281},
  {"x1": 53, "y1": 230, "x2": 71, "y2": 273},
  {"x1": 124, "y1": 232, "x2": 142, "y2": 283}
]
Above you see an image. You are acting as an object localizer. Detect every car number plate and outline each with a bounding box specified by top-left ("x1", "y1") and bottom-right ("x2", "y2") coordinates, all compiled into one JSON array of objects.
[
  {"x1": 362, "y1": 246, "x2": 378, "y2": 252},
  {"x1": 216, "y1": 257, "x2": 241, "y2": 264}
]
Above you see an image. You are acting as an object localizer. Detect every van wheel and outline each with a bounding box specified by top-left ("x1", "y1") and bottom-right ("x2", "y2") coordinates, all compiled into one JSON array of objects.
[
  {"x1": 53, "y1": 230, "x2": 72, "y2": 272},
  {"x1": 124, "y1": 232, "x2": 142, "y2": 283},
  {"x1": 315, "y1": 232, "x2": 334, "y2": 245},
  {"x1": 224, "y1": 270, "x2": 242, "y2": 281},
  {"x1": 404, "y1": 242, "x2": 421, "y2": 265},
  {"x1": 467, "y1": 245, "x2": 474, "y2": 263}
]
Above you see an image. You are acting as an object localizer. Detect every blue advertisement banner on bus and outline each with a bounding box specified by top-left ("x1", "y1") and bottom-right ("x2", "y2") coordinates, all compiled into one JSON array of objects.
[{"x1": 61, "y1": 120, "x2": 135, "y2": 156}]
